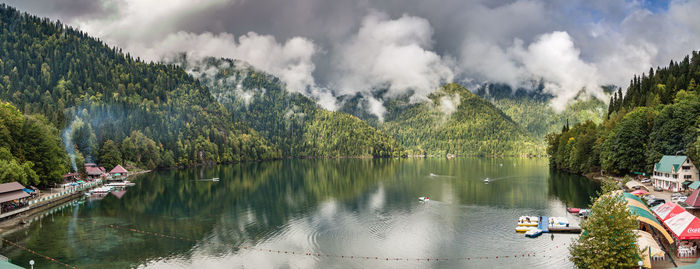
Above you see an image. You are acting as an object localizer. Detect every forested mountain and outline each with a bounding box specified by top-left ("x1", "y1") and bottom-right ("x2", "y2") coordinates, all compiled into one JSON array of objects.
[
  {"x1": 476, "y1": 84, "x2": 607, "y2": 140},
  {"x1": 0, "y1": 4, "x2": 280, "y2": 185},
  {"x1": 548, "y1": 52, "x2": 700, "y2": 175},
  {"x1": 179, "y1": 57, "x2": 403, "y2": 157},
  {"x1": 364, "y1": 84, "x2": 544, "y2": 156}
]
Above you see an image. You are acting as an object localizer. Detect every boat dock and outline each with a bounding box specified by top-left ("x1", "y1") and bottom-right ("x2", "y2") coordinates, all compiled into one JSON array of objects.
[
  {"x1": 538, "y1": 216, "x2": 549, "y2": 232},
  {"x1": 547, "y1": 226, "x2": 582, "y2": 233},
  {"x1": 517, "y1": 216, "x2": 582, "y2": 235}
]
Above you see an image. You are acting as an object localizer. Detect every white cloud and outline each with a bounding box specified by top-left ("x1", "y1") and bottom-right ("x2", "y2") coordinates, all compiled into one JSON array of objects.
[
  {"x1": 333, "y1": 12, "x2": 454, "y2": 102},
  {"x1": 511, "y1": 31, "x2": 604, "y2": 111}
]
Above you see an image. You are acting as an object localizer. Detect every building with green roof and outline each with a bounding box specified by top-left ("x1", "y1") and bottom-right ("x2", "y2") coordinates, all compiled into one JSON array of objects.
[{"x1": 652, "y1": 155, "x2": 699, "y2": 192}]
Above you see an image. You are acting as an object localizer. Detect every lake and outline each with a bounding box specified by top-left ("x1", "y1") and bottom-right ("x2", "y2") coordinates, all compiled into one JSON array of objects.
[{"x1": 1, "y1": 158, "x2": 599, "y2": 268}]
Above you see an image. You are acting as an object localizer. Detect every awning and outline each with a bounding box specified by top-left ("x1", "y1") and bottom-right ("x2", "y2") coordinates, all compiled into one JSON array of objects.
[
  {"x1": 636, "y1": 230, "x2": 665, "y2": 268},
  {"x1": 653, "y1": 202, "x2": 686, "y2": 221},
  {"x1": 665, "y1": 211, "x2": 700, "y2": 240},
  {"x1": 600, "y1": 192, "x2": 675, "y2": 244},
  {"x1": 625, "y1": 180, "x2": 649, "y2": 191},
  {"x1": 0, "y1": 191, "x2": 30, "y2": 203},
  {"x1": 690, "y1": 181, "x2": 700, "y2": 191}
]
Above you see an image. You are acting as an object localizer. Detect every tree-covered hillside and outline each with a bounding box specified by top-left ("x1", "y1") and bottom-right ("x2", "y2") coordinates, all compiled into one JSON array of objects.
[
  {"x1": 180, "y1": 57, "x2": 402, "y2": 157},
  {"x1": 476, "y1": 84, "x2": 607, "y2": 141},
  {"x1": 377, "y1": 83, "x2": 543, "y2": 156},
  {"x1": 548, "y1": 52, "x2": 700, "y2": 175},
  {"x1": 0, "y1": 4, "x2": 280, "y2": 179}
]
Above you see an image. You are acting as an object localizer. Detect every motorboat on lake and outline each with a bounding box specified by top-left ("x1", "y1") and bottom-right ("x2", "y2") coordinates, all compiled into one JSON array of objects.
[
  {"x1": 419, "y1": 196, "x2": 430, "y2": 202},
  {"x1": 525, "y1": 228, "x2": 543, "y2": 238},
  {"x1": 484, "y1": 178, "x2": 489, "y2": 183},
  {"x1": 105, "y1": 180, "x2": 135, "y2": 187}
]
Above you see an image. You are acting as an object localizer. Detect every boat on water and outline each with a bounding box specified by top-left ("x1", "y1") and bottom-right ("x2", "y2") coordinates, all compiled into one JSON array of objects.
[
  {"x1": 525, "y1": 229, "x2": 543, "y2": 238},
  {"x1": 484, "y1": 178, "x2": 489, "y2": 183},
  {"x1": 515, "y1": 226, "x2": 534, "y2": 233},
  {"x1": 105, "y1": 180, "x2": 135, "y2": 187},
  {"x1": 549, "y1": 217, "x2": 569, "y2": 227},
  {"x1": 419, "y1": 196, "x2": 430, "y2": 202},
  {"x1": 518, "y1": 216, "x2": 539, "y2": 226},
  {"x1": 578, "y1": 209, "x2": 590, "y2": 218},
  {"x1": 87, "y1": 186, "x2": 114, "y2": 196},
  {"x1": 567, "y1": 208, "x2": 580, "y2": 214}
]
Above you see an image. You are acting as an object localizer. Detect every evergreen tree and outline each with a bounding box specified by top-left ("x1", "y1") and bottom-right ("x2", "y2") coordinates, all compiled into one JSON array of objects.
[
  {"x1": 98, "y1": 140, "x2": 122, "y2": 170},
  {"x1": 569, "y1": 191, "x2": 640, "y2": 268}
]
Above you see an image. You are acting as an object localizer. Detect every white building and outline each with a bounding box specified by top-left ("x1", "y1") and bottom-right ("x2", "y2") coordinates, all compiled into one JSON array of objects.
[{"x1": 652, "y1": 155, "x2": 699, "y2": 192}]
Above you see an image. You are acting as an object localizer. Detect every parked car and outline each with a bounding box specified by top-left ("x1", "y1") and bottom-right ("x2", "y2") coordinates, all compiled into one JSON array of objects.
[
  {"x1": 672, "y1": 192, "x2": 684, "y2": 198},
  {"x1": 654, "y1": 186, "x2": 663, "y2": 192},
  {"x1": 672, "y1": 196, "x2": 687, "y2": 203},
  {"x1": 648, "y1": 199, "x2": 665, "y2": 207},
  {"x1": 641, "y1": 178, "x2": 651, "y2": 184},
  {"x1": 643, "y1": 195, "x2": 656, "y2": 202}
]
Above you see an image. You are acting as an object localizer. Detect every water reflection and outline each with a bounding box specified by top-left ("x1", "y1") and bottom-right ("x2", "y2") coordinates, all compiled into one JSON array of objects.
[{"x1": 1, "y1": 158, "x2": 598, "y2": 268}]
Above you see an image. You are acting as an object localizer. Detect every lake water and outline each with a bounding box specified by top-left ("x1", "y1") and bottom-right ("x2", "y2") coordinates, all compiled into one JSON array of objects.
[{"x1": 1, "y1": 158, "x2": 599, "y2": 268}]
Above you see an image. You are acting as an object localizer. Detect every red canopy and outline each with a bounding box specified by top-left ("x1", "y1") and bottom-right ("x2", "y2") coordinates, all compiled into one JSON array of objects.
[
  {"x1": 631, "y1": 189, "x2": 649, "y2": 196},
  {"x1": 686, "y1": 188, "x2": 700, "y2": 207},
  {"x1": 665, "y1": 211, "x2": 700, "y2": 240},
  {"x1": 652, "y1": 202, "x2": 686, "y2": 221}
]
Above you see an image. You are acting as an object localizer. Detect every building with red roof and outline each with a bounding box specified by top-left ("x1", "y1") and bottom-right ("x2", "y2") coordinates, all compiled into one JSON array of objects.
[{"x1": 109, "y1": 165, "x2": 129, "y2": 177}]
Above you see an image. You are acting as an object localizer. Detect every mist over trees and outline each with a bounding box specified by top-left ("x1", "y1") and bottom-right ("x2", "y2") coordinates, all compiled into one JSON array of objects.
[
  {"x1": 0, "y1": 4, "x2": 281, "y2": 177},
  {"x1": 548, "y1": 52, "x2": 700, "y2": 175}
]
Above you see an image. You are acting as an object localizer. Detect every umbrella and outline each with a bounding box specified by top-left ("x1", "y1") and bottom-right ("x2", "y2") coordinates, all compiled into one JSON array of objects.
[{"x1": 631, "y1": 190, "x2": 649, "y2": 196}]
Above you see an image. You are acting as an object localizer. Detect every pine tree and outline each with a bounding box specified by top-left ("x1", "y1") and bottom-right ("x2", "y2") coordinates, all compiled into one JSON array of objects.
[{"x1": 569, "y1": 191, "x2": 641, "y2": 268}]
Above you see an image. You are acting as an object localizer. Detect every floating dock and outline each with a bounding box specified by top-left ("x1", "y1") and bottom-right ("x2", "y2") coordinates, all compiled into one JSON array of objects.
[
  {"x1": 538, "y1": 216, "x2": 549, "y2": 232},
  {"x1": 527, "y1": 216, "x2": 581, "y2": 234},
  {"x1": 547, "y1": 226, "x2": 582, "y2": 233}
]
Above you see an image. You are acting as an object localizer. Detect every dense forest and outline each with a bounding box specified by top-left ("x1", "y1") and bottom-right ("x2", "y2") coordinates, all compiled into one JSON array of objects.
[
  {"x1": 180, "y1": 57, "x2": 403, "y2": 157},
  {"x1": 0, "y1": 4, "x2": 280, "y2": 185},
  {"x1": 374, "y1": 83, "x2": 544, "y2": 156},
  {"x1": 476, "y1": 84, "x2": 608, "y2": 140},
  {"x1": 548, "y1": 52, "x2": 700, "y2": 175},
  {"x1": 0, "y1": 101, "x2": 66, "y2": 186}
]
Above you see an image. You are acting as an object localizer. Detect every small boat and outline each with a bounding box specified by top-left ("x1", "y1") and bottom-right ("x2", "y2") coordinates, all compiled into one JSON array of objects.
[
  {"x1": 549, "y1": 217, "x2": 570, "y2": 227},
  {"x1": 578, "y1": 209, "x2": 590, "y2": 218},
  {"x1": 212, "y1": 178, "x2": 220, "y2": 182},
  {"x1": 484, "y1": 178, "x2": 490, "y2": 183},
  {"x1": 105, "y1": 180, "x2": 135, "y2": 187},
  {"x1": 567, "y1": 208, "x2": 581, "y2": 214},
  {"x1": 515, "y1": 226, "x2": 533, "y2": 233},
  {"x1": 525, "y1": 229, "x2": 543, "y2": 238},
  {"x1": 419, "y1": 196, "x2": 430, "y2": 202},
  {"x1": 518, "y1": 216, "x2": 540, "y2": 227}
]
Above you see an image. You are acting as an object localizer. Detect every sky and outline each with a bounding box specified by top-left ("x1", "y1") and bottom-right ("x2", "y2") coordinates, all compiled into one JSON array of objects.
[{"x1": 5, "y1": 0, "x2": 700, "y2": 112}]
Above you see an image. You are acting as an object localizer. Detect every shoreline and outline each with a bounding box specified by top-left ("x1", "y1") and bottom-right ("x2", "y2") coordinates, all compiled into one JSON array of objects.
[{"x1": 0, "y1": 170, "x2": 151, "y2": 232}]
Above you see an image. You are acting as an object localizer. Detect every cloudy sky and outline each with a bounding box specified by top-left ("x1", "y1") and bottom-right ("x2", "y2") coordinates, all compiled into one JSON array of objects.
[{"x1": 6, "y1": 0, "x2": 700, "y2": 110}]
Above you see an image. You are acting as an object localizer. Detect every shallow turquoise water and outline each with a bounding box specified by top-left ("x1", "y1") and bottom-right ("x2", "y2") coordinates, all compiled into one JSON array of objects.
[{"x1": 0, "y1": 158, "x2": 598, "y2": 268}]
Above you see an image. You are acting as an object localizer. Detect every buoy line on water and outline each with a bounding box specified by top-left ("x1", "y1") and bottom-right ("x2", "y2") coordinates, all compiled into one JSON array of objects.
[
  {"x1": 60, "y1": 216, "x2": 570, "y2": 263},
  {"x1": 1, "y1": 237, "x2": 77, "y2": 268}
]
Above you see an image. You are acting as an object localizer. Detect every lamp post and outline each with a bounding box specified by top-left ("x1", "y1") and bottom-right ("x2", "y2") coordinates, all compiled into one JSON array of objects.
[{"x1": 29, "y1": 260, "x2": 34, "y2": 269}]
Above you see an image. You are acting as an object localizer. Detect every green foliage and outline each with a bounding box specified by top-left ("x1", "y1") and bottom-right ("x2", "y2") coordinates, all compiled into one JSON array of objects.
[
  {"x1": 98, "y1": 140, "x2": 121, "y2": 170},
  {"x1": 600, "y1": 107, "x2": 657, "y2": 174},
  {"x1": 0, "y1": 101, "x2": 67, "y2": 186},
  {"x1": 0, "y1": 4, "x2": 280, "y2": 167},
  {"x1": 548, "y1": 52, "x2": 700, "y2": 176},
  {"x1": 183, "y1": 57, "x2": 402, "y2": 157},
  {"x1": 477, "y1": 84, "x2": 607, "y2": 141},
  {"x1": 302, "y1": 110, "x2": 402, "y2": 157},
  {"x1": 570, "y1": 192, "x2": 641, "y2": 268},
  {"x1": 377, "y1": 83, "x2": 543, "y2": 156}
]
